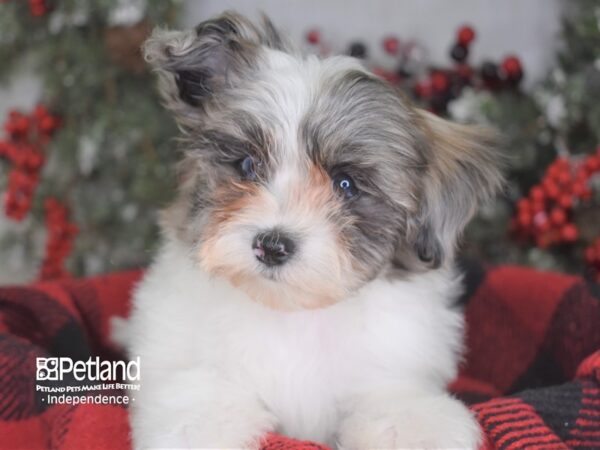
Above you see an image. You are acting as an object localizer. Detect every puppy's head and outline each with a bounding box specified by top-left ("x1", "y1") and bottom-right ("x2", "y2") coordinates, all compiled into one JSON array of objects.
[{"x1": 145, "y1": 12, "x2": 503, "y2": 310}]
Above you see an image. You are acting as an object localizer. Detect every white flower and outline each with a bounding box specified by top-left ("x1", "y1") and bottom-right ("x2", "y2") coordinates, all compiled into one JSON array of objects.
[
  {"x1": 447, "y1": 88, "x2": 490, "y2": 123},
  {"x1": 544, "y1": 95, "x2": 567, "y2": 127},
  {"x1": 109, "y1": 0, "x2": 147, "y2": 26},
  {"x1": 78, "y1": 135, "x2": 98, "y2": 176}
]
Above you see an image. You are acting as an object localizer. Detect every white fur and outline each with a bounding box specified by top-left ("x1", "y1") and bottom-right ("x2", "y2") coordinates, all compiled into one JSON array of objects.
[
  {"x1": 125, "y1": 238, "x2": 481, "y2": 449},
  {"x1": 198, "y1": 50, "x2": 373, "y2": 310},
  {"x1": 126, "y1": 35, "x2": 483, "y2": 450}
]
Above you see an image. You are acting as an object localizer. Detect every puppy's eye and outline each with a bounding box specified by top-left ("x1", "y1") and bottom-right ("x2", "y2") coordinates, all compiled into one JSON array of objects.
[
  {"x1": 333, "y1": 173, "x2": 359, "y2": 199},
  {"x1": 238, "y1": 155, "x2": 260, "y2": 181}
]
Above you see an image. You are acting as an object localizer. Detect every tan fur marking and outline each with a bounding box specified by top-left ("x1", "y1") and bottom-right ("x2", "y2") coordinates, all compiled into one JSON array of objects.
[{"x1": 198, "y1": 165, "x2": 360, "y2": 311}]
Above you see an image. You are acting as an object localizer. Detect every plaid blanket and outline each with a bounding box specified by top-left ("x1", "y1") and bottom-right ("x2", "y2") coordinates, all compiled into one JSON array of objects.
[{"x1": 0, "y1": 263, "x2": 599, "y2": 450}]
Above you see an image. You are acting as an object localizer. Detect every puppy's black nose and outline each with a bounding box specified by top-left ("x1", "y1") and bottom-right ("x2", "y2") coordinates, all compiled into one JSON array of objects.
[{"x1": 252, "y1": 230, "x2": 295, "y2": 267}]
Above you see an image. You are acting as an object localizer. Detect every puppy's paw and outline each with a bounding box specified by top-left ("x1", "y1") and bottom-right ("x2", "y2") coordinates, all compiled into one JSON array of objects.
[
  {"x1": 130, "y1": 368, "x2": 277, "y2": 449},
  {"x1": 337, "y1": 394, "x2": 481, "y2": 450},
  {"x1": 133, "y1": 415, "x2": 272, "y2": 450}
]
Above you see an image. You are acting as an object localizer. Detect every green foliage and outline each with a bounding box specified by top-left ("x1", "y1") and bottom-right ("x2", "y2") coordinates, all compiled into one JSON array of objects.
[
  {"x1": 461, "y1": 0, "x2": 600, "y2": 274},
  {"x1": 552, "y1": 0, "x2": 600, "y2": 153},
  {"x1": 0, "y1": 0, "x2": 181, "y2": 275},
  {"x1": 1, "y1": 0, "x2": 598, "y2": 279}
]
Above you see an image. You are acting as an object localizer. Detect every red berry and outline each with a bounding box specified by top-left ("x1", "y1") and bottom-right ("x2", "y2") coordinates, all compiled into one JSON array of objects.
[
  {"x1": 557, "y1": 170, "x2": 572, "y2": 186},
  {"x1": 501, "y1": 55, "x2": 522, "y2": 76},
  {"x1": 518, "y1": 211, "x2": 532, "y2": 228},
  {"x1": 5, "y1": 143, "x2": 17, "y2": 160},
  {"x1": 30, "y1": 4, "x2": 47, "y2": 16},
  {"x1": 556, "y1": 157, "x2": 570, "y2": 170},
  {"x1": 39, "y1": 115, "x2": 58, "y2": 134},
  {"x1": 456, "y1": 64, "x2": 474, "y2": 80},
  {"x1": 585, "y1": 247, "x2": 597, "y2": 264},
  {"x1": 0, "y1": 141, "x2": 7, "y2": 156},
  {"x1": 306, "y1": 29, "x2": 320, "y2": 45},
  {"x1": 517, "y1": 198, "x2": 530, "y2": 212},
  {"x1": 542, "y1": 179, "x2": 560, "y2": 199},
  {"x1": 585, "y1": 155, "x2": 600, "y2": 173},
  {"x1": 34, "y1": 104, "x2": 49, "y2": 120},
  {"x1": 414, "y1": 80, "x2": 432, "y2": 98},
  {"x1": 383, "y1": 36, "x2": 400, "y2": 55},
  {"x1": 550, "y1": 207, "x2": 566, "y2": 226},
  {"x1": 576, "y1": 165, "x2": 590, "y2": 178},
  {"x1": 547, "y1": 164, "x2": 561, "y2": 179},
  {"x1": 16, "y1": 116, "x2": 30, "y2": 134},
  {"x1": 5, "y1": 113, "x2": 29, "y2": 136},
  {"x1": 25, "y1": 152, "x2": 44, "y2": 171},
  {"x1": 45, "y1": 197, "x2": 59, "y2": 210},
  {"x1": 39, "y1": 197, "x2": 77, "y2": 280},
  {"x1": 431, "y1": 72, "x2": 449, "y2": 93},
  {"x1": 457, "y1": 26, "x2": 476, "y2": 46},
  {"x1": 533, "y1": 212, "x2": 550, "y2": 232},
  {"x1": 572, "y1": 181, "x2": 588, "y2": 197},
  {"x1": 560, "y1": 224, "x2": 579, "y2": 242},
  {"x1": 531, "y1": 200, "x2": 545, "y2": 214},
  {"x1": 558, "y1": 194, "x2": 573, "y2": 209},
  {"x1": 581, "y1": 187, "x2": 592, "y2": 200},
  {"x1": 530, "y1": 186, "x2": 545, "y2": 202},
  {"x1": 537, "y1": 221, "x2": 551, "y2": 234}
]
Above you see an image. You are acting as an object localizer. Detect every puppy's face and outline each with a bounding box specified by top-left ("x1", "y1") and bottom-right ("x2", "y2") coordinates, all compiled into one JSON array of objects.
[{"x1": 145, "y1": 13, "x2": 502, "y2": 310}]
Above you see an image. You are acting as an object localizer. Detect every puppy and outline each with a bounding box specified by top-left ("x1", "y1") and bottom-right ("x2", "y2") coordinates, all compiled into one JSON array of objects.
[{"x1": 126, "y1": 11, "x2": 502, "y2": 449}]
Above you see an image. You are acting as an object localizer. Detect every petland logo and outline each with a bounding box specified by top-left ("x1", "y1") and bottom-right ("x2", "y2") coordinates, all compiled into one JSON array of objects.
[{"x1": 36, "y1": 356, "x2": 141, "y2": 381}]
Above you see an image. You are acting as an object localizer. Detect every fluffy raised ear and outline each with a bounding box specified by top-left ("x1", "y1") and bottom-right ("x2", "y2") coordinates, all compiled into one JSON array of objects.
[
  {"x1": 406, "y1": 110, "x2": 504, "y2": 269},
  {"x1": 143, "y1": 12, "x2": 287, "y2": 125}
]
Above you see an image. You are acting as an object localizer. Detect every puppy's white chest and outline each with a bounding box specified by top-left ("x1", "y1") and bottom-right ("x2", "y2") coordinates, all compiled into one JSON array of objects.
[
  {"x1": 130, "y1": 246, "x2": 464, "y2": 445},
  {"x1": 215, "y1": 278, "x2": 462, "y2": 443},
  {"x1": 232, "y1": 305, "x2": 363, "y2": 442}
]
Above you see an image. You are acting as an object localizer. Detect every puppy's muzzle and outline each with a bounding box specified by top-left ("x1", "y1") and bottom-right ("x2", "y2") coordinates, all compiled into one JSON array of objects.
[{"x1": 252, "y1": 230, "x2": 295, "y2": 267}]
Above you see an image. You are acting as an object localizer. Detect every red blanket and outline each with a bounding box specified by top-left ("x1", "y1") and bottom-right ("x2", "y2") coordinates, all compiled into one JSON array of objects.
[{"x1": 0, "y1": 264, "x2": 599, "y2": 449}]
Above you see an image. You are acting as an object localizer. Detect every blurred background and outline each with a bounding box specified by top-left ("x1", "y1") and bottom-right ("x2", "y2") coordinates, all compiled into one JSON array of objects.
[{"x1": 0, "y1": 0, "x2": 599, "y2": 284}]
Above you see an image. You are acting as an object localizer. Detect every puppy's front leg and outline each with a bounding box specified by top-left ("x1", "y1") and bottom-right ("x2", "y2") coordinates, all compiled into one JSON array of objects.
[
  {"x1": 130, "y1": 367, "x2": 277, "y2": 449},
  {"x1": 337, "y1": 389, "x2": 481, "y2": 450}
]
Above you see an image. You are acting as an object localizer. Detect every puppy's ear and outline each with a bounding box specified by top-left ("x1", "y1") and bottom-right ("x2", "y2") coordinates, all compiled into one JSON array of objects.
[
  {"x1": 406, "y1": 110, "x2": 504, "y2": 269},
  {"x1": 143, "y1": 12, "x2": 287, "y2": 125}
]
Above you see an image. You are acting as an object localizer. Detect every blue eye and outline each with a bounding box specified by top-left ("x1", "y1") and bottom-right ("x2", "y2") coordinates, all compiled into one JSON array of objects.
[
  {"x1": 239, "y1": 155, "x2": 259, "y2": 181},
  {"x1": 334, "y1": 173, "x2": 359, "y2": 199}
]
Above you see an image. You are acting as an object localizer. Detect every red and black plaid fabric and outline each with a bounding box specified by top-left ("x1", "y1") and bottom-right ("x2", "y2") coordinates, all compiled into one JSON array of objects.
[{"x1": 0, "y1": 263, "x2": 599, "y2": 449}]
